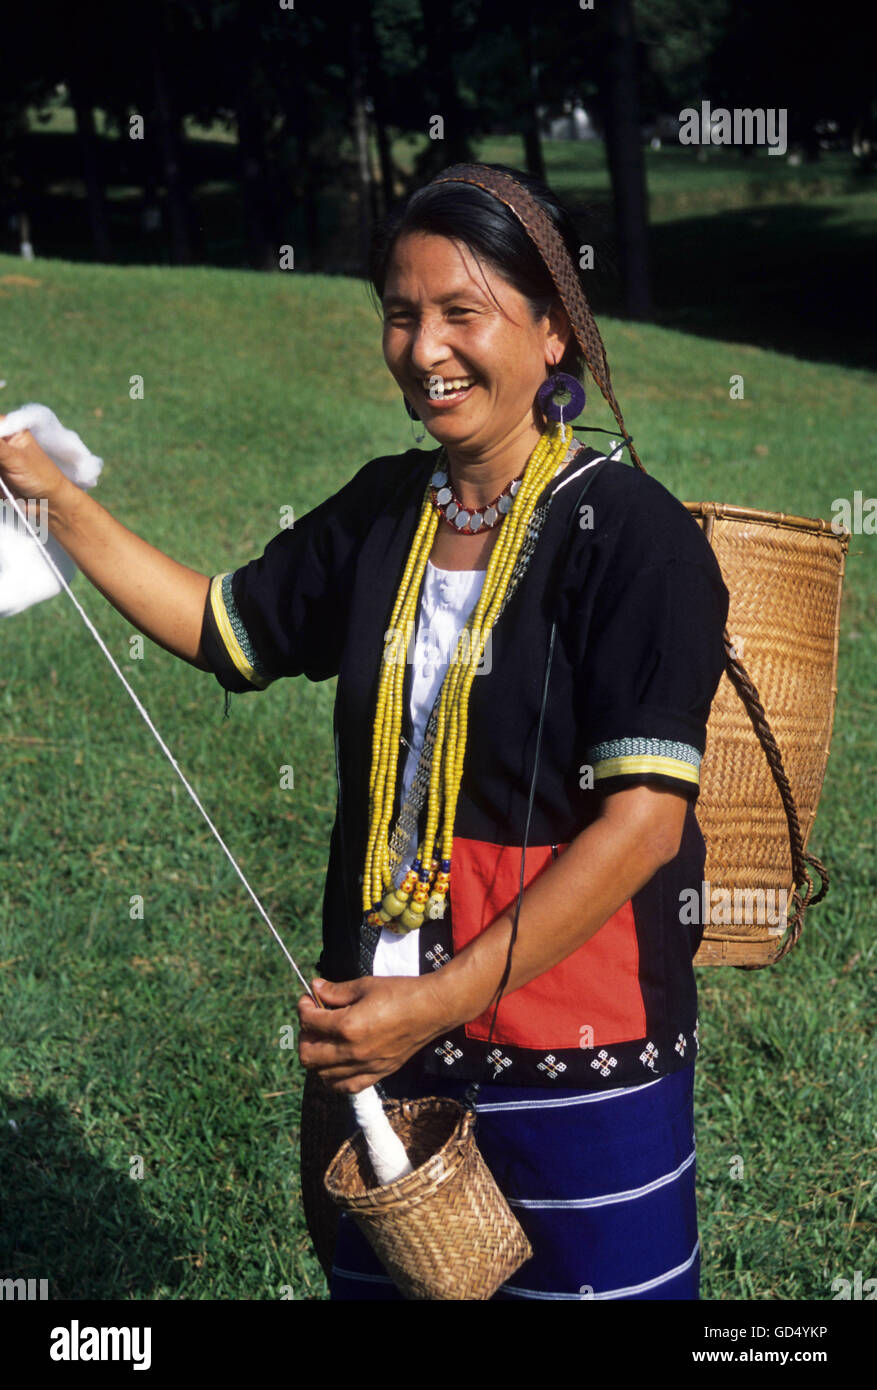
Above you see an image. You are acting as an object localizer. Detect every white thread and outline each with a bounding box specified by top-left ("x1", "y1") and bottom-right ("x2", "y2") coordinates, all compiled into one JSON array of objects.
[
  {"x1": 352, "y1": 1086, "x2": 414, "y2": 1184},
  {"x1": 2, "y1": 411, "x2": 425, "y2": 1173},
  {"x1": 0, "y1": 464, "x2": 314, "y2": 998}
]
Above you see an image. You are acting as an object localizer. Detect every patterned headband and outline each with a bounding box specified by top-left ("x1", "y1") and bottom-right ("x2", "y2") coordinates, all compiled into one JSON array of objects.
[{"x1": 427, "y1": 163, "x2": 642, "y2": 471}]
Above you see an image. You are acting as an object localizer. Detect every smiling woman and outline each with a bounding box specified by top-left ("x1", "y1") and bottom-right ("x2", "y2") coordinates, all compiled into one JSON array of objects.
[
  {"x1": 0, "y1": 161, "x2": 729, "y2": 1302},
  {"x1": 378, "y1": 230, "x2": 573, "y2": 574},
  {"x1": 288, "y1": 164, "x2": 729, "y2": 1301}
]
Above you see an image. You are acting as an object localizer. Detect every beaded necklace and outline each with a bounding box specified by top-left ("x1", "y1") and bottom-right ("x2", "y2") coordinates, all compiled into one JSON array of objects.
[
  {"x1": 430, "y1": 466, "x2": 523, "y2": 533},
  {"x1": 363, "y1": 420, "x2": 572, "y2": 934}
]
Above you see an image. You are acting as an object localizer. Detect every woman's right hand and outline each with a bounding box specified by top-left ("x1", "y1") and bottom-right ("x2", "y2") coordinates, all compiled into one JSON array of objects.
[
  {"x1": 0, "y1": 417, "x2": 69, "y2": 503},
  {"x1": 0, "y1": 412, "x2": 211, "y2": 666}
]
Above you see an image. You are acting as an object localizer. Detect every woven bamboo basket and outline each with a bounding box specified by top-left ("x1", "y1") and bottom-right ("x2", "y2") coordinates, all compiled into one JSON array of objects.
[
  {"x1": 323, "y1": 1095, "x2": 532, "y2": 1300},
  {"x1": 684, "y1": 502, "x2": 850, "y2": 967}
]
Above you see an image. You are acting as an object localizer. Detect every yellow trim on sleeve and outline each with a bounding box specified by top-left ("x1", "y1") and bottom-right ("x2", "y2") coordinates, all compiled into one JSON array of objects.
[
  {"x1": 592, "y1": 754, "x2": 700, "y2": 785},
  {"x1": 209, "y1": 573, "x2": 268, "y2": 689}
]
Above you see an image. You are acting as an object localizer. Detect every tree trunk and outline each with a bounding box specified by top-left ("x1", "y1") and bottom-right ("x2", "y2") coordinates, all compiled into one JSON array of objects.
[
  {"x1": 601, "y1": 0, "x2": 651, "y2": 319},
  {"x1": 278, "y1": 68, "x2": 320, "y2": 270},
  {"x1": 150, "y1": 33, "x2": 193, "y2": 265},
  {"x1": 361, "y1": 5, "x2": 391, "y2": 214},
  {"x1": 363, "y1": 5, "x2": 395, "y2": 216},
  {"x1": 349, "y1": 19, "x2": 377, "y2": 273},
  {"x1": 11, "y1": 115, "x2": 36, "y2": 259},
  {"x1": 517, "y1": 15, "x2": 545, "y2": 181},
  {"x1": 372, "y1": 108, "x2": 395, "y2": 217},
  {"x1": 68, "y1": 76, "x2": 112, "y2": 260},
  {"x1": 235, "y1": 79, "x2": 277, "y2": 270},
  {"x1": 302, "y1": 153, "x2": 322, "y2": 271},
  {"x1": 232, "y1": 11, "x2": 279, "y2": 271},
  {"x1": 802, "y1": 123, "x2": 822, "y2": 162},
  {"x1": 416, "y1": 0, "x2": 474, "y2": 174}
]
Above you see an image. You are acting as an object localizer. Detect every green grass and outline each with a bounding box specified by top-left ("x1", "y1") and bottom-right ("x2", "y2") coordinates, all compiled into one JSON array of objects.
[
  {"x1": 0, "y1": 254, "x2": 873, "y2": 1299},
  {"x1": 468, "y1": 135, "x2": 872, "y2": 216}
]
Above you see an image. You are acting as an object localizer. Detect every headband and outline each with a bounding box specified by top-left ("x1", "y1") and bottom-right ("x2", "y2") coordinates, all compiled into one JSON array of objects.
[{"x1": 427, "y1": 163, "x2": 643, "y2": 471}]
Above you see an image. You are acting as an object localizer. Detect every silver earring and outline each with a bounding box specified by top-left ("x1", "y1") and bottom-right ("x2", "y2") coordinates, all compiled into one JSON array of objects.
[{"x1": 403, "y1": 396, "x2": 426, "y2": 444}]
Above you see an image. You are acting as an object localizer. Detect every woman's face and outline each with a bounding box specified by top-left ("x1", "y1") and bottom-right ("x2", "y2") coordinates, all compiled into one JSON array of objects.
[{"x1": 381, "y1": 231, "x2": 568, "y2": 458}]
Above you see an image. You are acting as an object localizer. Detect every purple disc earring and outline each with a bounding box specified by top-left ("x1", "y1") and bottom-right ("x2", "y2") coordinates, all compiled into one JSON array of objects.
[{"x1": 537, "y1": 372, "x2": 586, "y2": 424}]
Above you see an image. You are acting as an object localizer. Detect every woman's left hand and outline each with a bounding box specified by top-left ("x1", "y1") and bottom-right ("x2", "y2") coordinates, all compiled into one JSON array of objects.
[{"x1": 297, "y1": 974, "x2": 451, "y2": 1093}]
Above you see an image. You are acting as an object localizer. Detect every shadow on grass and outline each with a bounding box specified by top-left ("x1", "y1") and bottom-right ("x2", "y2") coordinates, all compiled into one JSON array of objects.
[
  {"x1": 647, "y1": 198, "x2": 877, "y2": 372},
  {"x1": 519, "y1": 184, "x2": 877, "y2": 374},
  {"x1": 0, "y1": 1092, "x2": 184, "y2": 1299}
]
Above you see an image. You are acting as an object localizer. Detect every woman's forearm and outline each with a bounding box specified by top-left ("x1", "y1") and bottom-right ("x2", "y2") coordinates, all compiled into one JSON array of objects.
[
  {"x1": 48, "y1": 475, "x2": 212, "y2": 668},
  {"x1": 431, "y1": 785, "x2": 690, "y2": 1031},
  {"x1": 297, "y1": 787, "x2": 691, "y2": 1090}
]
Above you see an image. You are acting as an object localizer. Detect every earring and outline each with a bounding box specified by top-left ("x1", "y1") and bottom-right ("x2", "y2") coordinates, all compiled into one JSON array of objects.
[
  {"x1": 403, "y1": 395, "x2": 426, "y2": 444},
  {"x1": 536, "y1": 371, "x2": 586, "y2": 425}
]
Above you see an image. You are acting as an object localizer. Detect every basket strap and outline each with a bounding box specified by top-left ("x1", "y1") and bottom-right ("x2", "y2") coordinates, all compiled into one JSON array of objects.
[
  {"x1": 427, "y1": 167, "x2": 829, "y2": 966},
  {"x1": 721, "y1": 627, "x2": 829, "y2": 967}
]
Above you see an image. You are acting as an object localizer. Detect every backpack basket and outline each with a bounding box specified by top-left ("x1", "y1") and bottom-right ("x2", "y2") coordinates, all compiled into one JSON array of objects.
[{"x1": 684, "y1": 502, "x2": 850, "y2": 967}]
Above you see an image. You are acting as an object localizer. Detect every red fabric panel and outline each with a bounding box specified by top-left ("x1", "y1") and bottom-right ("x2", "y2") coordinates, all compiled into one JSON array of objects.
[{"x1": 450, "y1": 837, "x2": 647, "y2": 1050}]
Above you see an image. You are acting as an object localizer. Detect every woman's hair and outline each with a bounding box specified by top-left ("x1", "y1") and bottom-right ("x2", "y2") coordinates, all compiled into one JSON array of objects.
[{"x1": 368, "y1": 164, "x2": 590, "y2": 379}]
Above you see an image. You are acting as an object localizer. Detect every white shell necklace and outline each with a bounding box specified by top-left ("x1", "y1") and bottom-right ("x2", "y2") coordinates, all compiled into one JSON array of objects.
[{"x1": 429, "y1": 454, "x2": 523, "y2": 534}]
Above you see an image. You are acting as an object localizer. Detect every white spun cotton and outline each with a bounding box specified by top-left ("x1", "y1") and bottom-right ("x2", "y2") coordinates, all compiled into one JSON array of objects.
[
  {"x1": 352, "y1": 1085, "x2": 414, "y2": 1185},
  {"x1": 0, "y1": 404, "x2": 103, "y2": 618}
]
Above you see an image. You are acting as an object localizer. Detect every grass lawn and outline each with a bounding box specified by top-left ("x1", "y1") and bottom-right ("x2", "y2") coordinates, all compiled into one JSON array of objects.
[{"x1": 0, "y1": 253, "x2": 873, "y2": 1299}]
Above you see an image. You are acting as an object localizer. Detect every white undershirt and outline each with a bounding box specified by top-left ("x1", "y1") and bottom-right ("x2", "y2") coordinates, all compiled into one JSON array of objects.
[{"x1": 372, "y1": 559, "x2": 487, "y2": 978}]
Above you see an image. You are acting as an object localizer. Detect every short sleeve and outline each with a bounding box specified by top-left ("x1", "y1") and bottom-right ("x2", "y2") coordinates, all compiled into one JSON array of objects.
[
  {"x1": 576, "y1": 499, "x2": 729, "y2": 801},
  {"x1": 200, "y1": 453, "x2": 407, "y2": 692}
]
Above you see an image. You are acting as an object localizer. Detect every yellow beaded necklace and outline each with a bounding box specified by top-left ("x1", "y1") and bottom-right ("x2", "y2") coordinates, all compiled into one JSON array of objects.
[{"x1": 363, "y1": 420, "x2": 572, "y2": 934}]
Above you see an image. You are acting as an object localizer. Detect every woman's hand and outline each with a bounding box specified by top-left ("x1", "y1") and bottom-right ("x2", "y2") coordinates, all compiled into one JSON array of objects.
[
  {"x1": 0, "y1": 417, "x2": 69, "y2": 503},
  {"x1": 297, "y1": 974, "x2": 450, "y2": 1094},
  {"x1": 0, "y1": 413, "x2": 212, "y2": 666},
  {"x1": 297, "y1": 788, "x2": 689, "y2": 1096}
]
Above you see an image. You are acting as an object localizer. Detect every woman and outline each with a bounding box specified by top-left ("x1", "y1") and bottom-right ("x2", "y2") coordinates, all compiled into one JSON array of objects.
[{"x1": 0, "y1": 163, "x2": 728, "y2": 1300}]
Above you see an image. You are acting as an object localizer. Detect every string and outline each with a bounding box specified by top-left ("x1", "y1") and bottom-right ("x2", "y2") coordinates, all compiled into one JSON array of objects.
[
  {"x1": 0, "y1": 473, "x2": 318, "y2": 1002},
  {"x1": 465, "y1": 437, "x2": 625, "y2": 1107}
]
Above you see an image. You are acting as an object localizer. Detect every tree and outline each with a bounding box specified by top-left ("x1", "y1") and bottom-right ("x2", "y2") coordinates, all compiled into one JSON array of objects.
[
  {"x1": 601, "y1": 0, "x2": 651, "y2": 318},
  {"x1": 411, "y1": 0, "x2": 477, "y2": 179}
]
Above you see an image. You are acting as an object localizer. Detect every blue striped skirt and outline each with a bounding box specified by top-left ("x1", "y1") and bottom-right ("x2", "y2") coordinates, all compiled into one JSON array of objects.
[{"x1": 329, "y1": 1061, "x2": 699, "y2": 1300}]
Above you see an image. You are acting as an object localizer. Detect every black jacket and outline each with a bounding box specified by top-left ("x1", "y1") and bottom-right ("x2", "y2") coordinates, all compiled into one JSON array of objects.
[{"x1": 201, "y1": 442, "x2": 729, "y2": 1088}]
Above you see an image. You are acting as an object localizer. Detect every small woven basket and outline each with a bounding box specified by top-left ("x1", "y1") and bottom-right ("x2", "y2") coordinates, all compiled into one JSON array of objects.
[
  {"x1": 323, "y1": 1095, "x2": 532, "y2": 1300},
  {"x1": 685, "y1": 502, "x2": 850, "y2": 967}
]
